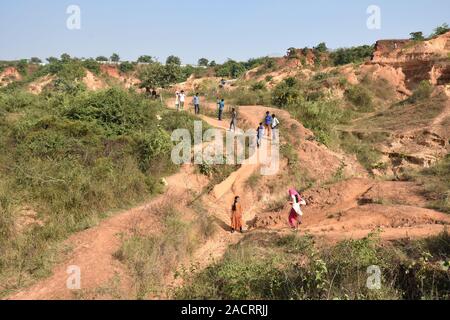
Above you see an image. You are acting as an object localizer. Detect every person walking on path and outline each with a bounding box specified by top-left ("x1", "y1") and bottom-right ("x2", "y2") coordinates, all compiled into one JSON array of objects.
[
  {"x1": 271, "y1": 114, "x2": 280, "y2": 142},
  {"x1": 231, "y1": 196, "x2": 243, "y2": 233},
  {"x1": 175, "y1": 91, "x2": 180, "y2": 111},
  {"x1": 218, "y1": 99, "x2": 225, "y2": 121},
  {"x1": 264, "y1": 112, "x2": 273, "y2": 138},
  {"x1": 193, "y1": 93, "x2": 200, "y2": 115},
  {"x1": 257, "y1": 123, "x2": 265, "y2": 148},
  {"x1": 288, "y1": 188, "x2": 306, "y2": 231},
  {"x1": 230, "y1": 108, "x2": 237, "y2": 132}
]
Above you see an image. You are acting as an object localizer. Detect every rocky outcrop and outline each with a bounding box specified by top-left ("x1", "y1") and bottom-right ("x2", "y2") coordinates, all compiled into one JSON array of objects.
[
  {"x1": 369, "y1": 32, "x2": 450, "y2": 91},
  {"x1": 0, "y1": 67, "x2": 21, "y2": 87}
]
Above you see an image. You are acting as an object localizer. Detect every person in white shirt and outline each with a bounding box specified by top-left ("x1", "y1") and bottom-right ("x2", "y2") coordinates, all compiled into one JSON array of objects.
[
  {"x1": 175, "y1": 91, "x2": 180, "y2": 111},
  {"x1": 179, "y1": 90, "x2": 186, "y2": 111},
  {"x1": 271, "y1": 114, "x2": 280, "y2": 143}
]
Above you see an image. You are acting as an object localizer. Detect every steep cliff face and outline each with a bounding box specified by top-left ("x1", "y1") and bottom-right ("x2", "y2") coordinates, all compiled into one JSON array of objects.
[{"x1": 369, "y1": 32, "x2": 450, "y2": 91}]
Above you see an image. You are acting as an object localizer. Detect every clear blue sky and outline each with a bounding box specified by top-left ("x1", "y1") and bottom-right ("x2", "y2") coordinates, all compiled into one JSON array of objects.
[{"x1": 1, "y1": 0, "x2": 448, "y2": 64}]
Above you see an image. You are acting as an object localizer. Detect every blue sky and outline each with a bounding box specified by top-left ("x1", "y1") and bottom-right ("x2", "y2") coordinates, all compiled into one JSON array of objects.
[{"x1": 0, "y1": 0, "x2": 449, "y2": 64}]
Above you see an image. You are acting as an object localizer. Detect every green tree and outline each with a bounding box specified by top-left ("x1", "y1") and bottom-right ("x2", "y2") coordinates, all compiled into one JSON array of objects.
[
  {"x1": 30, "y1": 57, "x2": 42, "y2": 64},
  {"x1": 198, "y1": 58, "x2": 209, "y2": 66},
  {"x1": 47, "y1": 57, "x2": 59, "y2": 64},
  {"x1": 96, "y1": 56, "x2": 109, "y2": 62},
  {"x1": 209, "y1": 60, "x2": 217, "y2": 67},
  {"x1": 119, "y1": 61, "x2": 135, "y2": 73},
  {"x1": 287, "y1": 47, "x2": 298, "y2": 59},
  {"x1": 331, "y1": 45, "x2": 374, "y2": 66},
  {"x1": 215, "y1": 59, "x2": 246, "y2": 78},
  {"x1": 16, "y1": 59, "x2": 28, "y2": 75},
  {"x1": 60, "y1": 53, "x2": 72, "y2": 63},
  {"x1": 410, "y1": 32, "x2": 425, "y2": 41},
  {"x1": 58, "y1": 60, "x2": 86, "y2": 81},
  {"x1": 166, "y1": 55, "x2": 181, "y2": 65},
  {"x1": 138, "y1": 63, "x2": 168, "y2": 89},
  {"x1": 314, "y1": 42, "x2": 328, "y2": 53},
  {"x1": 137, "y1": 55, "x2": 154, "y2": 63},
  {"x1": 431, "y1": 23, "x2": 449, "y2": 37},
  {"x1": 82, "y1": 59, "x2": 101, "y2": 74},
  {"x1": 164, "y1": 63, "x2": 183, "y2": 84},
  {"x1": 110, "y1": 53, "x2": 120, "y2": 63}
]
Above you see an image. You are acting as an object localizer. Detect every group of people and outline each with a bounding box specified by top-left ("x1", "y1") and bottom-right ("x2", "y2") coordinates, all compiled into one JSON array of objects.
[
  {"x1": 230, "y1": 188, "x2": 306, "y2": 233},
  {"x1": 175, "y1": 90, "x2": 187, "y2": 112},
  {"x1": 173, "y1": 90, "x2": 304, "y2": 233},
  {"x1": 174, "y1": 91, "x2": 205, "y2": 115},
  {"x1": 256, "y1": 111, "x2": 280, "y2": 148}
]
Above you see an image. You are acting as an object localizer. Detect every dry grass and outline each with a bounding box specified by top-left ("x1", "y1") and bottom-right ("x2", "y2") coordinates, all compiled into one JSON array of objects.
[{"x1": 114, "y1": 197, "x2": 217, "y2": 299}]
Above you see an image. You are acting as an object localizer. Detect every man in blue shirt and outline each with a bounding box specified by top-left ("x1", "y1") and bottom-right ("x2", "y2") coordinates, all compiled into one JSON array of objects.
[
  {"x1": 264, "y1": 111, "x2": 273, "y2": 138},
  {"x1": 218, "y1": 99, "x2": 225, "y2": 121},
  {"x1": 193, "y1": 93, "x2": 200, "y2": 115}
]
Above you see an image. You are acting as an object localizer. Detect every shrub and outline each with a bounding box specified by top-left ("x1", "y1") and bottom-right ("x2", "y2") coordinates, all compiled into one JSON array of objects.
[
  {"x1": 82, "y1": 59, "x2": 101, "y2": 75},
  {"x1": 176, "y1": 231, "x2": 450, "y2": 300},
  {"x1": 215, "y1": 60, "x2": 246, "y2": 79},
  {"x1": 271, "y1": 78, "x2": 301, "y2": 107},
  {"x1": 409, "y1": 80, "x2": 433, "y2": 103},
  {"x1": 339, "y1": 132, "x2": 382, "y2": 171},
  {"x1": 345, "y1": 85, "x2": 374, "y2": 112},
  {"x1": 250, "y1": 81, "x2": 266, "y2": 91},
  {"x1": 57, "y1": 60, "x2": 86, "y2": 81},
  {"x1": 430, "y1": 23, "x2": 449, "y2": 38},
  {"x1": 331, "y1": 45, "x2": 374, "y2": 66},
  {"x1": 119, "y1": 61, "x2": 134, "y2": 74}
]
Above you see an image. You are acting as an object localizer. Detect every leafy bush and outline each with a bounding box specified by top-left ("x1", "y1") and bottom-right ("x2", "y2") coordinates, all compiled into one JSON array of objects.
[
  {"x1": 119, "y1": 61, "x2": 135, "y2": 74},
  {"x1": 250, "y1": 81, "x2": 266, "y2": 91},
  {"x1": 409, "y1": 80, "x2": 433, "y2": 103},
  {"x1": 271, "y1": 77, "x2": 301, "y2": 107},
  {"x1": 407, "y1": 155, "x2": 450, "y2": 213},
  {"x1": 176, "y1": 231, "x2": 450, "y2": 300},
  {"x1": 215, "y1": 60, "x2": 247, "y2": 79},
  {"x1": 331, "y1": 45, "x2": 374, "y2": 66},
  {"x1": 430, "y1": 23, "x2": 449, "y2": 38},
  {"x1": 82, "y1": 59, "x2": 101, "y2": 75},
  {"x1": 345, "y1": 85, "x2": 374, "y2": 112},
  {"x1": 339, "y1": 132, "x2": 382, "y2": 171}
]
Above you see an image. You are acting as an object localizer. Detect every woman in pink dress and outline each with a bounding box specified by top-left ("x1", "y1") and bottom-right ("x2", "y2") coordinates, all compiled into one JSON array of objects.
[{"x1": 288, "y1": 188, "x2": 306, "y2": 230}]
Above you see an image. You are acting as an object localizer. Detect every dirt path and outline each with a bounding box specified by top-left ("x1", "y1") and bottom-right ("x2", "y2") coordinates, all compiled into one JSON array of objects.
[
  {"x1": 7, "y1": 164, "x2": 209, "y2": 300},
  {"x1": 254, "y1": 178, "x2": 450, "y2": 242}
]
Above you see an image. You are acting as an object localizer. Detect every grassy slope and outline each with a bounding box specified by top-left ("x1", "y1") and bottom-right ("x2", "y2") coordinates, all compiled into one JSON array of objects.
[{"x1": 0, "y1": 85, "x2": 208, "y2": 295}]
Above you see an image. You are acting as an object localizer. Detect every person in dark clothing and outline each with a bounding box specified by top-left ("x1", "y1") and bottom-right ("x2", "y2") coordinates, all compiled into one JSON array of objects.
[{"x1": 230, "y1": 108, "x2": 237, "y2": 132}]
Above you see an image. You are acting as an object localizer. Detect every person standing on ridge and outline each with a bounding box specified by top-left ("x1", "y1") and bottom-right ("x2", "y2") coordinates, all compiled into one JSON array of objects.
[
  {"x1": 271, "y1": 114, "x2": 280, "y2": 142},
  {"x1": 179, "y1": 90, "x2": 186, "y2": 111},
  {"x1": 193, "y1": 93, "x2": 200, "y2": 115},
  {"x1": 264, "y1": 111, "x2": 273, "y2": 138},
  {"x1": 230, "y1": 108, "x2": 237, "y2": 132},
  {"x1": 175, "y1": 91, "x2": 180, "y2": 111},
  {"x1": 257, "y1": 123, "x2": 265, "y2": 148},
  {"x1": 231, "y1": 196, "x2": 243, "y2": 233},
  {"x1": 218, "y1": 99, "x2": 225, "y2": 121}
]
